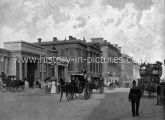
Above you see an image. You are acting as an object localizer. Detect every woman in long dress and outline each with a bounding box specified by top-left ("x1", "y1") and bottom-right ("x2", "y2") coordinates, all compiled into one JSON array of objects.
[
  {"x1": 25, "y1": 80, "x2": 29, "y2": 89},
  {"x1": 51, "y1": 80, "x2": 56, "y2": 94}
]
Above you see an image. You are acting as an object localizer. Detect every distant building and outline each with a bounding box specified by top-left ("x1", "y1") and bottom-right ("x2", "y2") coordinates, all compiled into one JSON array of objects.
[
  {"x1": 35, "y1": 36, "x2": 102, "y2": 77},
  {"x1": 133, "y1": 62, "x2": 140, "y2": 81},
  {"x1": 91, "y1": 38, "x2": 122, "y2": 84},
  {"x1": 120, "y1": 54, "x2": 133, "y2": 84}
]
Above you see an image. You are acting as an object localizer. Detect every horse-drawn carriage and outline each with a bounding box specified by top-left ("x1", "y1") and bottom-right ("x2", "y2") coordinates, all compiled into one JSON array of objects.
[
  {"x1": 139, "y1": 61, "x2": 162, "y2": 97},
  {"x1": 89, "y1": 76, "x2": 104, "y2": 94},
  {"x1": 60, "y1": 74, "x2": 91, "y2": 101},
  {"x1": 0, "y1": 73, "x2": 24, "y2": 92}
]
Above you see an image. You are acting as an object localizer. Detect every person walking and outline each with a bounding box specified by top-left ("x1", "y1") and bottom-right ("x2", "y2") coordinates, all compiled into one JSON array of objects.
[
  {"x1": 156, "y1": 82, "x2": 161, "y2": 105},
  {"x1": 129, "y1": 80, "x2": 141, "y2": 117}
]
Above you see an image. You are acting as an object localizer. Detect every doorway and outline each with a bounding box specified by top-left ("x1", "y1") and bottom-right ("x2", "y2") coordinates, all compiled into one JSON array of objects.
[
  {"x1": 27, "y1": 61, "x2": 37, "y2": 88},
  {"x1": 58, "y1": 65, "x2": 65, "y2": 80}
]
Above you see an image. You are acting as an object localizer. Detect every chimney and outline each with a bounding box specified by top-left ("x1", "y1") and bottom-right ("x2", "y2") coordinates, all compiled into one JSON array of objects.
[
  {"x1": 69, "y1": 36, "x2": 76, "y2": 40},
  {"x1": 69, "y1": 36, "x2": 73, "y2": 40},
  {"x1": 104, "y1": 40, "x2": 107, "y2": 43},
  {"x1": 53, "y1": 37, "x2": 57, "y2": 42},
  {"x1": 37, "y1": 38, "x2": 42, "y2": 43},
  {"x1": 83, "y1": 37, "x2": 86, "y2": 42}
]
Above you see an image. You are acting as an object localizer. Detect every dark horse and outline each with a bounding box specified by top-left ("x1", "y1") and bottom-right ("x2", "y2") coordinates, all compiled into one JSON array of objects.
[
  {"x1": 59, "y1": 75, "x2": 90, "y2": 102},
  {"x1": 59, "y1": 78, "x2": 75, "y2": 102},
  {"x1": 10, "y1": 80, "x2": 25, "y2": 92}
]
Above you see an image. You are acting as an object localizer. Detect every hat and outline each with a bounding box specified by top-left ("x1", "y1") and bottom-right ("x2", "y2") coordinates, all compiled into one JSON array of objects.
[{"x1": 133, "y1": 80, "x2": 136, "y2": 84}]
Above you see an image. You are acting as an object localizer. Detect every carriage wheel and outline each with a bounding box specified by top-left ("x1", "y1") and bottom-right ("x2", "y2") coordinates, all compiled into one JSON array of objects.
[{"x1": 84, "y1": 86, "x2": 90, "y2": 100}]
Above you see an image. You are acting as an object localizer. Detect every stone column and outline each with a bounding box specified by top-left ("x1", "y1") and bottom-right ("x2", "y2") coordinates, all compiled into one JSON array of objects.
[
  {"x1": 24, "y1": 63, "x2": 27, "y2": 78},
  {"x1": 37, "y1": 63, "x2": 40, "y2": 80},
  {"x1": 55, "y1": 65, "x2": 58, "y2": 80},
  {"x1": 3, "y1": 57, "x2": 5, "y2": 74},
  {"x1": 4, "y1": 57, "x2": 8, "y2": 75},
  {"x1": 41, "y1": 63, "x2": 44, "y2": 81},
  {"x1": 46, "y1": 63, "x2": 48, "y2": 77},
  {"x1": 55, "y1": 65, "x2": 59, "y2": 93},
  {"x1": 19, "y1": 63, "x2": 22, "y2": 80}
]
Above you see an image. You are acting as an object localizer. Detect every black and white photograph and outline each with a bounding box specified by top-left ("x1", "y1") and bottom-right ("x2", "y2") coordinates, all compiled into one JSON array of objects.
[{"x1": 0, "y1": 0, "x2": 165, "y2": 120}]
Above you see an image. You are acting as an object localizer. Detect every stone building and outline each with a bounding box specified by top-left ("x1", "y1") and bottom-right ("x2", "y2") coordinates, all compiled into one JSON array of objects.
[
  {"x1": 133, "y1": 62, "x2": 140, "y2": 81},
  {"x1": 35, "y1": 36, "x2": 102, "y2": 77},
  {"x1": 91, "y1": 38, "x2": 122, "y2": 84},
  {"x1": 0, "y1": 48, "x2": 10, "y2": 75},
  {"x1": 0, "y1": 40, "x2": 68, "y2": 88},
  {"x1": 120, "y1": 54, "x2": 134, "y2": 84}
]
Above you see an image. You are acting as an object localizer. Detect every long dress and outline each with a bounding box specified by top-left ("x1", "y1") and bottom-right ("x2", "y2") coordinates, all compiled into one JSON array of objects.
[
  {"x1": 51, "y1": 81, "x2": 56, "y2": 94},
  {"x1": 25, "y1": 80, "x2": 29, "y2": 89}
]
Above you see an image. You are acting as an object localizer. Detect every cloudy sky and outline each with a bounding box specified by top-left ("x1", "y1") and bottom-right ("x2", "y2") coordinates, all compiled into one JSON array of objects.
[{"x1": 0, "y1": 0, "x2": 165, "y2": 63}]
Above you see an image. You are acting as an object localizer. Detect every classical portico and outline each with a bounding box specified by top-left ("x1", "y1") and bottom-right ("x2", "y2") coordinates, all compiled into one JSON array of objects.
[
  {"x1": 0, "y1": 48, "x2": 10, "y2": 75},
  {"x1": 2, "y1": 40, "x2": 68, "y2": 87}
]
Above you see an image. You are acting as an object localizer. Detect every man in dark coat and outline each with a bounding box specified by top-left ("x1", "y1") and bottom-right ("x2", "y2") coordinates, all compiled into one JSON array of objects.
[
  {"x1": 81, "y1": 66, "x2": 86, "y2": 75},
  {"x1": 81, "y1": 66, "x2": 87, "y2": 80},
  {"x1": 129, "y1": 80, "x2": 141, "y2": 117}
]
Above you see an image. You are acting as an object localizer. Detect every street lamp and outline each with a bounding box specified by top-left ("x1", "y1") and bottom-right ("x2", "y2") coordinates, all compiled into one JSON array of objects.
[
  {"x1": 50, "y1": 46, "x2": 59, "y2": 93},
  {"x1": 51, "y1": 46, "x2": 58, "y2": 75}
]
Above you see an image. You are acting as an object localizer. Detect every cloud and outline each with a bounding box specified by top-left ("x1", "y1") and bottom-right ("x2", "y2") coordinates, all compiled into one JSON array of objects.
[
  {"x1": 0, "y1": 0, "x2": 164, "y2": 64},
  {"x1": 103, "y1": 0, "x2": 154, "y2": 10}
]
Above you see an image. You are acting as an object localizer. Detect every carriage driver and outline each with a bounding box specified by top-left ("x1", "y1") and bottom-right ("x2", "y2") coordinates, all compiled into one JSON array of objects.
[
  {"x1": 81, "y1": 66, "x2": 87, "y2": 74},
  {"x1": 81, "y1": 66, "x2": 87, "y2": 80}
]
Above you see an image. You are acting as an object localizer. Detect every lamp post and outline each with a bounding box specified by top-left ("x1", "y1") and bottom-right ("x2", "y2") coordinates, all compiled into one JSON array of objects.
[
  {"x1": 51, "y1": 46, "x2": 58, "y2": 75},
  {"x1": 50, "y1": 46, "x2": 59, "y2": 93}
]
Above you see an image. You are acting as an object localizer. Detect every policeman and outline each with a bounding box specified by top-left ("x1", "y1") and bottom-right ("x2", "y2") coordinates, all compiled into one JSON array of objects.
[{"x1": 129, "y1": 80, "x2": 141, "y2": 117}]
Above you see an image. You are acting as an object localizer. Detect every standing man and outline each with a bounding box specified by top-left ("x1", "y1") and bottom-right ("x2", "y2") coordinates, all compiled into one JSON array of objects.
[
  {"x1": 81, "y1": 66, "x2": 87, "y2": 74},
  {"x1": 156, "y1": 82, "x2": 161, "y2": 105},
  {"x1": 129, "y1": 80, "x2": 141, "y2": 117},
  {"x1": 81, "y1": 66, "x2": 87, "y2": 79},
  {"x1": 81, "y1": 66, "x2": 87, "y2": 90}
]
